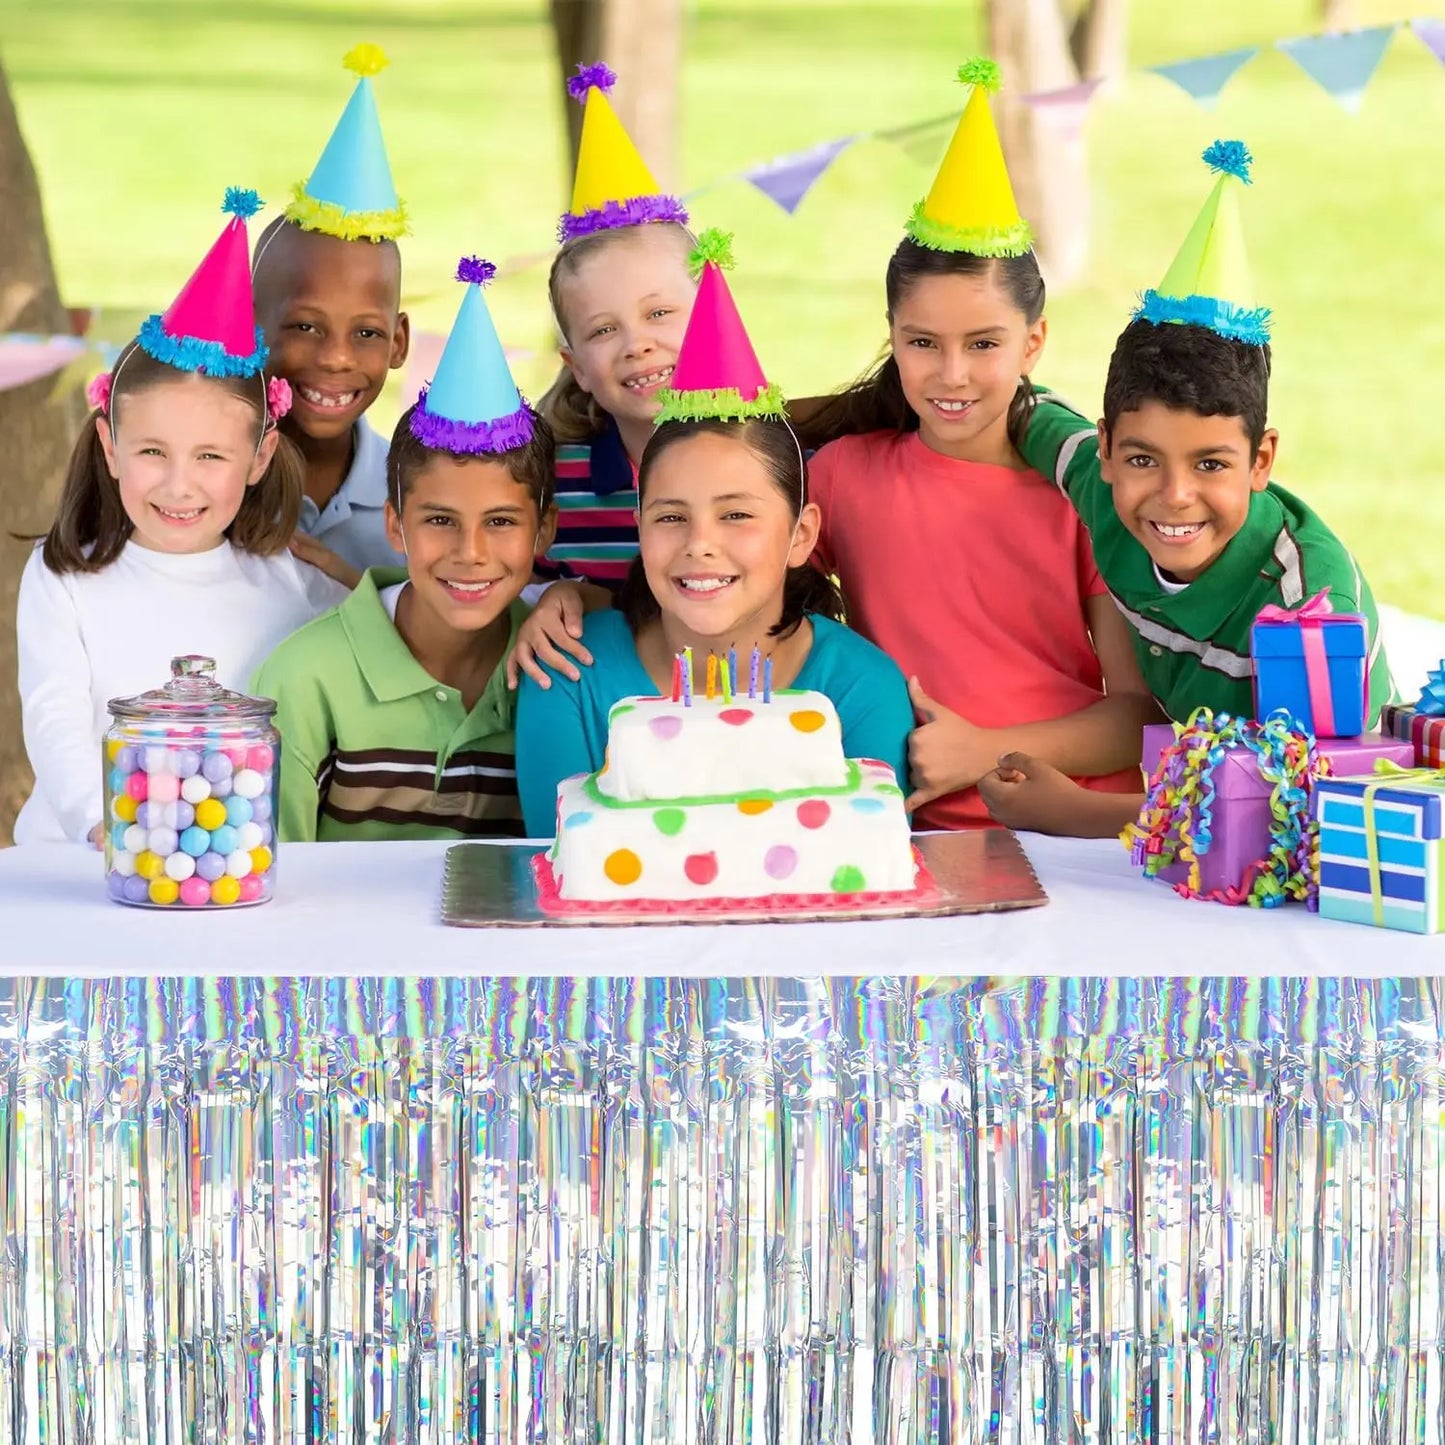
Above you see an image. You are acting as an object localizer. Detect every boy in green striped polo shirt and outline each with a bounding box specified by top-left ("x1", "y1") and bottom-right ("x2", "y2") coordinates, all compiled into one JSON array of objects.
[
  {"x1": 979, "y1": 141, "x2": 1393, "y2": 837},
  {"x1": 253, "y1": 258, "x2": 557, "y2": 842}
]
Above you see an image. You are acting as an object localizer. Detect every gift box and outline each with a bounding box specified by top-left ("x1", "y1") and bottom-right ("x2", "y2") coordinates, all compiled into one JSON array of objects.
[
  {"x1": 1137, "y1": 723, "x2": 1411, "y2": 899},
  {"x1": 1251, "y1": 593, "x2": 1368, "y2": 739},
  {"x1": 1381, "y1": 703, "x2": 1445, "y2": 768},
  {"x1": 1316, "y1": 767, "x2": 1445, "y2": 933}
]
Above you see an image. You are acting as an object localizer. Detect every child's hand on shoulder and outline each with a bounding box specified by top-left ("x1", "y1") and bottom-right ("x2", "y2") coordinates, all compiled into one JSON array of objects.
[
  {"x1": 508, "y1": 581, "x2": 594, "y2": 690},
  {"x1": 979, "y1": 752, "x2": 1089, "y2": 834},
  {"x1": 289, "y1": 532, "x2": 361, "y2": 591},
  {"x1": 905, "y1": 676, "x2": 995, "y2": 811}
]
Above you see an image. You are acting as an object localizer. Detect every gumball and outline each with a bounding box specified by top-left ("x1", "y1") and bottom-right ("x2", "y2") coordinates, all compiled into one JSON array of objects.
[
  {"x1": 112, "y1": 794, "x2": 138, "y2": 825},
  {"x1": 164, "y1": 851, "x2": 196, "y2": 881},
  {"x1": 134, "y1": 850, "x2": 165, "y2": 881},
  {"x1": 122, "y1": 874, "x2": 151, "y2": 904},
  {"x1": 258, "y1": 822, "x2": 274, "y2": 846},
  {"x1": 145, "y1": 772, "x2": 180, "y2": 806},
  {"x1": 172, "y1": 748, "x2": 200, "y2": 779},
  {"x1": 225, "y1": 850, "x2": 253, "y2": 879},
  {"x1": 245, "y1": 744, "x2": 274, "y2": 773},
  {"x1": 210, "y1": 875, "x2": 242, "y2": 906},
  {"x1": 108, "y1": 767, "x2": 130, "y2": 796},
  {"x1": 181, "y1": 774, "x2": 212, "y2": 805},
  {"x1": 147, "y1": 826, "x2": 179, "y2": 859},
  {"x1": 164, "y1": 799, "x2": 195, "y2": 831},
  {"x1": 124, "y1": 772, "x2": 148, "y2": 802},
  {"x1": 236, "y1": 821, "x2": 263, "y2": 852},
  {"x1": 249, "y1": 794, "x2": 272, "y2": 824},
  {"x1": 249, "y1": 845, "x2": 273, "y2": 876},
  {"x1": 114, "y1": 745, "x2": 139, "y2": 772},
  {"x1": 179, "y1": 877, "x2": 211, "y2": 907},
  {"x1": 238, "y1": 874, "x2": 264, "y2": 903},
  {"x1": 193, "y1": 799, "x2": 227, "y2": 832},
  {"x1": 111, "y1": 822, "x2": 131, "y2": 852},
  {"x1": 224, "y1": 746, "x2": 248, "y2": 772},
  {"x1": 201, "y1": 752, "x2": 233, "y2": 784},
  {"x1": 195, "y1": 851, "x2": 227, "y2": 882},
  {"x1": 179, "y1": 825, "x2": 211, "y2": 857},
  {"x1": 136, "y1": 800, "x2": 161, "y2": 829},
  {"x1": 113, "y1": 849, "x2": 137, "y2": 878},
  {"x1": 209, "y1": 823, "x2": 239, "y2": 857},
  {"x1": 148, "y1": 877, "x2": 179, "y2": 906},
  {"x1": 231, "y1": 769, "x2": 265, "y2": 800},
  {"x1": 209, "y1": 774, "x2": 233, "y2": 800},
  {"x1": 107, "y1": 872, "x2": 127, "y2": 901},
  {"x1": 142, "y1": 746, "x2": 171, "y2": 776},
  {"x1": 224, "y1": 795, "x2": 253, "y2": 828},
  {"x1": 122, "y1": 823, "x2": 148, "y2": 854}
]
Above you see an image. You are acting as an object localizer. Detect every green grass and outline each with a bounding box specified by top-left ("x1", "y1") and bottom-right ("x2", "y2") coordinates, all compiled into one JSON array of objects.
[{"x1": 4, "y1": 0, "x2": 1443, "y2": 607}]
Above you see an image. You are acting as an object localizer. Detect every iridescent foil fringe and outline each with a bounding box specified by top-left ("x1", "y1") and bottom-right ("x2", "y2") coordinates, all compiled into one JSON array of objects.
[{"x1": 1, "y1": 974, "x2": 1444, "y2": 1443}]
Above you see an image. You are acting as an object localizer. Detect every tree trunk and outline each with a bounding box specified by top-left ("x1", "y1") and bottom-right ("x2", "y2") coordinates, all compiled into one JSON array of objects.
[
  {"x1": 988, "y1": 0, "x2": 1093, "y2": 289},
  {"x1": 550, "y1": 0, "x2": 683, "y2": 189},
  {"x1": 0, "y1": 61, "x2": 82, "y2": 846},
  {"x1": 1069, "y1": 0, "x2": 1131, "y2": 80}
]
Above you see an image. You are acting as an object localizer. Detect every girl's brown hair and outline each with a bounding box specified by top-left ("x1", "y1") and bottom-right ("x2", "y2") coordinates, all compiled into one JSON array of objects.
[
  {"x1": 617, "y1": 417, "x2": 845, "y2": 641},
  {"x1": 796, "y1": 238, "x2": 1046, "y2": 452},
  {"x1": 41, "y1": 343, "x2": 303, "y2": 575},
  {"x1": 538, "y1": 223, "x2": 695, "y2": 444}
]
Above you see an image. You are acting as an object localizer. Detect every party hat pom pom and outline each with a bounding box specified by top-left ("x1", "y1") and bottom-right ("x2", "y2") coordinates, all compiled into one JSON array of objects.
[
  {"x1": 222, "y1": 187, "x2": 263, "y2": 221},
  {"x1": 1202, "y1": 138, "x2": 1253, "y2": 184},
  {"x1": 956, "y1": 57, "x2": 1002, "y2": 92},
  {"x1": 456, "y1": 256, "x2": 497, "y2": 286},
  {"x1": 567, "y1": 61, "x2": 617, "y2": 103},
  {"x1": 688, "y1": 227, "x2": 735, "y2": 277},
  {"x1": 343, "y1": 43, "x2": 389, "y2": 78}
]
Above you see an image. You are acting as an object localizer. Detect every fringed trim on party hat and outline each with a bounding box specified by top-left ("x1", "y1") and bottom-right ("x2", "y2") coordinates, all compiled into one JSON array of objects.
[
  {"x1": 558, "y1": 193, "x2": 689, "y2": 243},
  {"x1": 656, "y1": 382, "x2": 788, "y2": 425},
  {"x1": 343, "y1": 43, "x2": 389, "y2": 78},
  {"x1": 956, "y1": 57, "x2": 1002, "y2": 92},
  {"x1": 688, "y1": 227, "x2": 735, "y2": 276},
  {"x1": 285, "y1": 181, "x2": 410, "y2": 241},
  {"x1": 222, "y1": 187, "x2": 263, "y2": 221},
  {"x1": 137, "y1": 315, "x2": 270, "y2": 378},
  {"x1": 905, "y1": 201, "x2": 1034, "y2": 257},
  {"x1": 1203, "y1": 138, "x2": 1253, "y2": 184},
  {"x1": 409, "y1": 392, "x2": 537, "y2": 455},
  {"x1": 456, "y1": 256, "x2": 497, "y2": 285},
  {"x1": 1134, "y1": 289, "x2": 1272, "y2": 346},
  {"x1": 567, "y1": 61, "x2": 617, "y2": 102}
]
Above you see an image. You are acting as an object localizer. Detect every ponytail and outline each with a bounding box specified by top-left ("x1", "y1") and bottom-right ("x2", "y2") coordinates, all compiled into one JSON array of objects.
[{"x1": 41, "y1": 412, "x2": 132, "y2": 574}]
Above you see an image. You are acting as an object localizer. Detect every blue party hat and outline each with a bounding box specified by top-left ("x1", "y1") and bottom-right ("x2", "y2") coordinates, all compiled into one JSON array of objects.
[
  {"x1": 409, "y1": 259, "x2": 535, "y2": 454},
  {"x1": 286, "y1": 44, "x2": 407, "y2": 241}
]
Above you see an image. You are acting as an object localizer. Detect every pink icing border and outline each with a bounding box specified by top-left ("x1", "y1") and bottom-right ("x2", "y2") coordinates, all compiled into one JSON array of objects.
[{"x1": 532, "y1": 849, "x2": 939, "y2": 919}]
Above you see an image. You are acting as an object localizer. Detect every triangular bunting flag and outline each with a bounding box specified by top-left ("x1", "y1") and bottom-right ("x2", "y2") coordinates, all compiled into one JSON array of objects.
[
  {"x1": 743, "y1": 136, "x2": 854, "y2": 215},
  {"x1": 1150, "y1": 46, "x2": 1258, "y2": 107},
  {"x1": 1277, "y1": 25, "x2": 1397, "y2": 113},
  {"x1": 1412, "y1": 17, "x2": 1445, "y2": 67},
  {"x1": 1020, "y1": 78, "x2": 1102, "y2": 142},
  {"x1": 877, "y1": 112, "x2": 958, "y2": 169}
]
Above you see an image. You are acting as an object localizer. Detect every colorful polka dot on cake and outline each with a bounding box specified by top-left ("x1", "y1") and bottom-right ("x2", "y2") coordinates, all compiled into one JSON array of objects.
[
  {"x1": 649, "y1": 715, "x2": 683, "y2": 741},
  {"x1": 653, "y1": 808, "x2": 687, "y2": 836},
  {"x1": 789, "y1": 710, "x2": 826, "y2": 733},
  {"x1": 683, "y1": 852, "x2": 718, "y2": 885},
  {"x1": 719, "y1": 709, "x2": 754, "y2": 726},
  {"x1": 831, "y1": 865, "x2": 867, "y2": 893},
  {"x1": 604, "y1": 848, "x2": 643, "y2": 885},
  {"x1": 737, "y1": 798, "x2": 772, "y2": 816},
  {"x1": 797, "y1": 799, "x2": 831, "y2": 829},
  {"x1": 764, "y1": 845, "x2": 798, "y2": 880},
  {"x1": 851, "y1": 797, "x2": 886, "y2": 814}
]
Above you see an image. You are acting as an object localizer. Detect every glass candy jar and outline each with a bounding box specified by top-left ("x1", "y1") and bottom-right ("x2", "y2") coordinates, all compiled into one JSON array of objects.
[{"x1": 103, "y1": 655, "x2": 280, "y2": 908}]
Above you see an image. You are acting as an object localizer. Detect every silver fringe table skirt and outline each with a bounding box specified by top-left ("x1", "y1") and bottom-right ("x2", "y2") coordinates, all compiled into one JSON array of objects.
[{"x1": 2, "y1": 973, "x2": 1443, "y2": 1444}]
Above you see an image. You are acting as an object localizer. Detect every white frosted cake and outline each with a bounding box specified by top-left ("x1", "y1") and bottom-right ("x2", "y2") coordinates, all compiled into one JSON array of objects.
[{"x1": 544, "y1": 690, "x2": 918, "y2": 904}]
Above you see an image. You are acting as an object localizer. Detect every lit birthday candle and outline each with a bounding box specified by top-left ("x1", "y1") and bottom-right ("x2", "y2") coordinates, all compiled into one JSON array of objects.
[
  {"x1": 706, "y1": 652, "x2": 718, "y2": 700},
  {"x1": 721, "y1": 656, "x2": 732, "y2": 703},
  {"x1": 749, "y1": 646, "x2": 760, "y2": 700},
  {"x1": 682, "y1": 648, "x2": 693, "y2": 707},
  {"x1": 728, "y1": 647, "x2": 737, "y2": 689},
  {"x1": 763, "y1": 656, "x2": 773, "y2": 703},
  {"x1": 671, "y1": 654, "x2": 682, "y2": 702}
]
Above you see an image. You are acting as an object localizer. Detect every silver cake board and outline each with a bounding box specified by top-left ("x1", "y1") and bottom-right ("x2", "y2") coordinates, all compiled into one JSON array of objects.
[{"x1": 441, "y1": 830, "x2": 1048, "y2": 928}]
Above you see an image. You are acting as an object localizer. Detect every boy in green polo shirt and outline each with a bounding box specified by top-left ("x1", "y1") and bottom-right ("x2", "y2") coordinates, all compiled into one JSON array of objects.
[
  {"x1": 979, "y1": 141, "x2": 1393, "y2": 837},
  {"x1": 253, "y1": 258, "x2": 557, "y2": 842}
]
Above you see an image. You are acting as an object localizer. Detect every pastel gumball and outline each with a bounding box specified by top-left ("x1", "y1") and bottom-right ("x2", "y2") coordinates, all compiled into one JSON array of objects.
[
  {"x1": 224, "y1": 747, "x2": 248, "y2": 772},
  {"x1": 236, "y1": 821, "x2": 263, "y2": 852},
  {"x1": 246, "y1": 744, "x2": 274, "y2": 773},
  {"x1": 179, "y1": 877, "x2": 211, "y2": 907},
  {"x1": 145, "y1": 772, "x2": 181, "y2": 806},
  {"x1": 148, "y1": 877, "x2": 180, "y2": 906},
  {"x1": 110, "y1": 822, "x2": 131, "y2": 852},
  {"x1": 107, "y1": 872, "x2": 127, "y2": 901},
  {"x1": 201, "y1": 752, "x2": 233, "y2": 784},
  {"x1": 112, "y1": 794, "x2": 137, "y2": 824},
  {"x1": 210, "y1": 875, "x2": 241, "y2": 906},
  {"x1": 179, "y1": 825, "x2": 211, "y2": 857},
  {"x1": 224, "y1": 796, "x2": 253, "y2": 828},
  {"x1": 249, "y1": 845, "x2": 273, "y2": 875},
  {"x1": 258, "y1": 823, "x2": 274, "y2": 846},
  {"x1": 231, "y1": 768, "x2": 265, "y2": 800},
  {"x1": 122, "y1": 874, "x2": 151, "y2": 904},
  {"x1": 165, "y1": 800, "x2": 195, "y2": 831},
  {"x1": 114, "y1": 745, "x2": 139, "y2": 773},
  {"x1": 164, "y1": 851, "x2": 196, "y2": 882},
  {"x1": 196, "y1": 851, "x2": 227, "y2": 882},
  {"x1": 209, "y1": 774, "x2": 233, "y2": 800},
  {"x1": 250, "y1": 794, "x2": 272, "y2": 823},
  {"x1": 238, "y1": 875, "x2": 264, "y2": 903},
  {"x1": 136, "y1": 801, "x2": 160, "y2": 829},
  {"x1": 142, "y1": 746, "x2": 172, "y2": 775},
  {"x1": 134, "y1": 850, "x2": 165, "y2": 881},
  {"x1": 122, "y1": 824, "x2": 148, "y2": 854},
  {"x1": 172, "y1": 749, "x2": 201, "y2": 779},
  {"x1": 113, "y1": 849, "x2": 137, "y2": 878},
  {"x1": 124, "y1": 772, "x2": 148, "y2": 802},
  {"x1": 225, "y1": 850, "x2": 253, "y2": 879},
  {"x1": 147, "y1": 826, "x2": 179, "y2": 858},
  {"x1": 181, "y1": 774, "x2": 212, "y2": 805},
  {"x1": 193, "y1": 799, "x2": 227, "y2": 832},
  {"x1": 108, "y1": 767, "x2": 130, "y2": 796},
  {"x1": 209, "y1": 824, "x2": 239, "y2": 857}
]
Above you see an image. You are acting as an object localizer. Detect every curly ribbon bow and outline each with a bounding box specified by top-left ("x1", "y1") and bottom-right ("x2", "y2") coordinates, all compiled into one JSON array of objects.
[
  {"x1": 1256, "y1": 588, "x2": 1346, "y2": 738},
  {"x1": 1354, "y1": 758, "x2": 1445, "y2": 927}
]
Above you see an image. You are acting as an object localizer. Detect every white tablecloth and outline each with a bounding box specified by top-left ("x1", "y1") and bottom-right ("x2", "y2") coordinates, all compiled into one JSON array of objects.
[{"x1": 0, "y1": 833, "x2": 1436, "y2": 975}]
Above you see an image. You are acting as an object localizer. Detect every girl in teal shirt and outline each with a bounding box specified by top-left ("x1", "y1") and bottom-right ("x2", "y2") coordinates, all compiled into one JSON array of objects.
[{"x1": 516, "y1": 416, "x2": 913, "y2": 836}]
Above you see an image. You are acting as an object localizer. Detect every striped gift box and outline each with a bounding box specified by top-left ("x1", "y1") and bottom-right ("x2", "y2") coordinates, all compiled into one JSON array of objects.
[
  {"x1": 1315, "y1": 769, "x2": 1445, "y2": 933},
  {"x1": 1380, "y1": 703, "x2": 1445, "y2": 767}
]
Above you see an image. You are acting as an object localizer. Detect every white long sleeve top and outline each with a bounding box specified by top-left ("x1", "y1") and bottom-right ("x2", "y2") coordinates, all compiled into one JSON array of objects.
[{"x1": 14, "y1": 541, "x2": 349, "y2": 844}]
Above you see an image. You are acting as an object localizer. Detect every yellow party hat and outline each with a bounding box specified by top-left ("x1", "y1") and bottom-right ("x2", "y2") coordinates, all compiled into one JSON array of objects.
[
  {"x1": 560, "y1": 62, "x2": 688, "y2": 243},
  {"x1": 906, "y1": 58, "x2": 1032, "y2": 257},
  {"x1": 1134, "y1": 140, "x2": 1270, "y2": 345}
]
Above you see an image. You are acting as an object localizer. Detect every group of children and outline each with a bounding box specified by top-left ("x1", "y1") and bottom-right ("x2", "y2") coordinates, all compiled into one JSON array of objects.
[{"x1": 13, "y1": 49, "x2": 1393, "y2": 855}]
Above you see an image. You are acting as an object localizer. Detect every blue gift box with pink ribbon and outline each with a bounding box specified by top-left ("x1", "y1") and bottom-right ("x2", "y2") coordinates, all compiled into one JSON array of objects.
[{"x1": 1251, "y1": 589, "x2": 1368, "y2": 739}]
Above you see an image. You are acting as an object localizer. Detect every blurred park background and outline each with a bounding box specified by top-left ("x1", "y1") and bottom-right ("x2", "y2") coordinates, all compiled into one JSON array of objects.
[{"x1": 0, "y1": 0, "x2": 1442, "y2": 840}]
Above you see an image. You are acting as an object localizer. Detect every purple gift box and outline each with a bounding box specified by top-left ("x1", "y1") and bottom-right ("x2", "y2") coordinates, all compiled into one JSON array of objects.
[{"x1": 1139, "y1": 726, "x2": 1412, "y2": 896}]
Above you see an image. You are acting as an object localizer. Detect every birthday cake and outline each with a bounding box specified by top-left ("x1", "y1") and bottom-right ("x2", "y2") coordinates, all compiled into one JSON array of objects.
[{"x1": 540, "y1": 688, "x2": 920, "y2": 907}]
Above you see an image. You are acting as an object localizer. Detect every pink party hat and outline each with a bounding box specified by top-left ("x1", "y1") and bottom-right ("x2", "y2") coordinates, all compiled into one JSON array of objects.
[
  {"x1": 138, "y1": 188, "x2": 268, "y2": 376},
  {"x1": 656, "y1": 230, "x2": 784, "y2": 422}
]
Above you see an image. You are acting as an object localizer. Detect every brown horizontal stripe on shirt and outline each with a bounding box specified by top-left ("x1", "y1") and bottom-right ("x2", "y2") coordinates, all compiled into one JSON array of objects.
[
  {"x1": 320, "y1": 798, "x2": 527, "y2": 838},
  {"x1": 332, "y1": 746, "x2": 515, "y2": 770},
  {"x1": 326, "y1": 766, "x2": 518, "y2": 797},
  {"x1": 322, "y1": 780, "x2": 523, "y2": 835}
]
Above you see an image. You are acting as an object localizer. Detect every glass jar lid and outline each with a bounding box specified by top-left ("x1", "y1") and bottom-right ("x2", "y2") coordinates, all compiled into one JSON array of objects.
[{"x1": 107, "y1": 655, "x2": 277, "y2": 724}]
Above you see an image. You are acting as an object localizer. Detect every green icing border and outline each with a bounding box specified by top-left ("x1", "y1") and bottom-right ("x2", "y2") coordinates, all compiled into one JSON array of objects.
[{"x1": 584, "y1": 759, "x2": 866, "y2": 811}]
